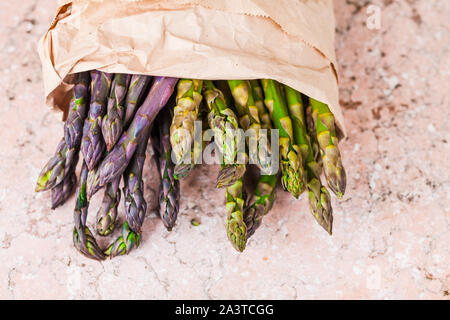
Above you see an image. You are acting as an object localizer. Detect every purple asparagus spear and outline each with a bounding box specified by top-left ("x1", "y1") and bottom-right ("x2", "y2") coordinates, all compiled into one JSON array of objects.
[
  {"x1": 36, "y1": 72, "x2": 90, "y2": 192},
  {"x1": 81, "y1": 71, "x2": 113, "y2": 170},
  {"x1": 64, "y1": 72, "x2": 91, "y2": 149},
  {"x1": 123, "y1": 75, "x2": 152, "y2": 129},
  {"x1": 123, "y1": 128, "x2": 150, "y2": 234},
  {"x1": 152, "y1": 107, "x2": 180, "y2": 231},
  {"x1": 87, "y1": 77, "x2": 178, "y2": 198},
  {"x1": 101, "y1": 73, "x2": 131, "y2": 151},
  {"x1": 51, "y1": 170, "x2": 77, "y2": 209},
  {"x1": 95, "y1": 178, "x2": 121, "y2": 236},
  {"x1": 104, "y1": 128, "x2": 151, "y2": 258},
  {"x1": 35, "y1": 138, "x2": 78, "y2": 192}
]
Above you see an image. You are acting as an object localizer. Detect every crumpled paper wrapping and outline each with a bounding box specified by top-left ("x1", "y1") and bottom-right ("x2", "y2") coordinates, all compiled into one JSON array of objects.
[{"x1": 38, "y1": 0, "x2": 345, "y2": 135}]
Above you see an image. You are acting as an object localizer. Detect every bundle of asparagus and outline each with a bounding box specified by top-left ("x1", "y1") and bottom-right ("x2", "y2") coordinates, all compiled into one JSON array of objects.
[{"x1": 36, "y1": 72, "x2": 346, "y2": 260}]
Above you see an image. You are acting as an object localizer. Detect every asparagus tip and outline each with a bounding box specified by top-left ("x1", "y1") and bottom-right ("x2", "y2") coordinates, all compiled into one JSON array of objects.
[{"x1": 216, "y1": 164, "x2": 246, "y2": 189}]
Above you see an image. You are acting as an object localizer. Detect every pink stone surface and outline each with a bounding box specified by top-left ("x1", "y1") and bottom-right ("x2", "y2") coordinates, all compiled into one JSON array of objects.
[{"x1": 0, "y1": 0, "x2": 449, "y2": 299}]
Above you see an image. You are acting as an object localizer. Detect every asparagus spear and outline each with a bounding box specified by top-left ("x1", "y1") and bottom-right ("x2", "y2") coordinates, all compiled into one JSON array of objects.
[
  {"x1": 214, "y1": 80, "x2": 234, "y2": 107},
  {"x1": 228, "y1": 80, "x2": 270, "y2": 171},
  {"x1": 123, "y1": 128, "x2": 150, "y2": 234},
  {"x1": 228, "y1": 80, "x2": 260, "y2": 130},
  {"x1": 36, "y1": 72, "x2": 90, "y2": 192},
  {"x1": 104, "y1": 131, "x2": 151, "y2": 258},
  {"x1": 170, "y1": 79, "x2": 203, "y2": 178},
  {"x1": 248, "y1": 80, "x2": 274, "y2": 174},
  {"x1": 310, "y1": 98, "x2": 346, "y2": 199},
  {"x1": 305, "y1": 102, "x2": 322, "y2": 167},
  {"x1": 261, "y1": 79, "x2": 306, "y2": 198},
  {"x1": 35, "y1": 138, "x2": 78, "y2": 192},
  {"x1": 95, "y1": 178, "x2": 121, "y2": 236},
  {"x1": 226, "y1": 178, "x2": 247, "y2": 252},
  {"x1": 51, "y1": 170, "x2": 77, "y2": 210},
  {"x1": 81, "y1": 71, "x2": 114, "y2": 170},
  {"x1": 101, "y1": 74, "x2": 131, "y2": 151},
  {"x1": 284, "y1": 86, "x2": 333, "y2": 234},
  {"x1": 64, "y1": 72, "x2": 91, "y2": 149},
  {"x1": 104, "y1": 221, "x2": 140, "y2": 258},
  {"x1": 123, "y1": 75, "x2": 152, "y2": 129},
  {"x1": 154, "y1": 108, "x2": 180, "y2": 231},
  {"x1": 87, "y1": 77, "x2": 178, "y2": 198},
  {"x1": 202, "y1": 81, "x2": 246, "y2": 188},
  {"x1": 250, "y1": 80, "x2": 272, "y2": 130},
  {"x1": 244, "y1": 174, "x2": 278, "y2": 238},
  {"x1": 73, "y1": 162, "x2": 105, "y2": 260},
  {"x1": 216, "y1": 163, "x2": 247, "y2": 189}
]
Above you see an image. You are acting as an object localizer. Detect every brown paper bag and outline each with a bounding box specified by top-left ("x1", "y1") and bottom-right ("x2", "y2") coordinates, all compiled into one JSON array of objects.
[{"x1": 38, "y1": 0, "x2": 344, "y2": 135}]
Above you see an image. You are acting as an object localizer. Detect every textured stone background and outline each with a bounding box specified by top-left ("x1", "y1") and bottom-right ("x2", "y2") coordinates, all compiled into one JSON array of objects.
[{"x1": 0, "y1": 1, "x2": 448, "y2": 299}]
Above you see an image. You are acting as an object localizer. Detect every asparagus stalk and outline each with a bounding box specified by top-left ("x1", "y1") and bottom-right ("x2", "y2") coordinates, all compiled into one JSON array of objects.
[
  {"x1": 202, "y1": 81, "x2": 246, "y2": 188},
  {"x1": 87, "y1": 77, "x2": 178, "y2": 198},
  {"x1": 250, "y1": 80, "x2": 272, "y2": 130},
  {"x1": 154, "y1": 108, "x2": 180, "y2": 231},
  {"x1": 35, "y1": 138, "x2": 78, "y2": 192},
  {"x1": 244, "y1": 174, "x2": 278, "y2": 238},
  {"x1": 101, "y1": 74, "x2": 131, "y2": 151},
  {"x1": 284, "y1": 86, "x2": 333, "y2": 234},
  {"x1": 104, "y1": 221, "x2": 140, "y2": 258},
  {"x1": 305, "y1": 102, "x2": 322, "y2": 167},
  {"x1": 81, "y1": 71, "x2": 113, "y2": 170},
  {"x1": 170, "y1": 79, "x2": 203, "y2": 178},
  {"x1": 104, "y1": 130, "x2": 151, "y2": 258},
  {"x1": 36, "y1": 72, "x2": 90, "y2": 192},
  {"x1": 228, "y1": 80, "x2": 268, "y2": 170},
  {"x1": 226, "y1": 178, "x2": 247, "y2": 252},
  {"x1": 64, "y1": 72, "x2": 91, "y2": 149},
  {"x1": 123, "y1": 128, "x2": 150, "y2": 234},
  {"x1": 310, "y1": 98, "x2": 346, "y2": 199},
  {"x1": 51, "y1": 169, "x2": 77, "y2": 210},
  {"x1": 73, "y1": 162, "x2": 105, "y2": 260},
  {"x1": 95, "y1": 178, "x2": 121, "y2": 236},
  {"x1": 214, "y1": 80, "x2": 234, "y2": 107},
  {"x1": 123, "y1": 75, "x2": 152, "y2": 129},
  {"x1": 261, "y1": 79, "x2": 306, "y2": 198}
]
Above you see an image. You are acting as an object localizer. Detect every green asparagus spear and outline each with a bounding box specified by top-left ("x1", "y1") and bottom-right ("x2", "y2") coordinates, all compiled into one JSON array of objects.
[
  {"x1": 203, "y1": 81, "x2": 246, "y2": 188},
  {"x1": 284, "y1": 86, "x2": 333, "y2": 234},
  {"x1": 170, "y1": 79, "x2": 203, "y2": 178},
  {"x1": 250, "y1": 80, "x2": 272, "y2": 130},
  {"x1": 261, "y1": 79, "x2": 306, "y2": 198},
  {"x1": 244, "y1": 174, "x2": 278, "y2": 238},
  {"x1": 310, "y1": 98, "x2": 346, "y2": 199},
  {"x1": 226, "y1": 178, "x2": 247, "y2": 252},
  {"x1": 227, "y1": 80, "x2": 260, "y2": 131}
]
